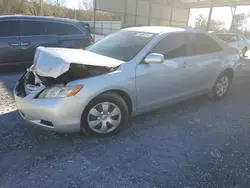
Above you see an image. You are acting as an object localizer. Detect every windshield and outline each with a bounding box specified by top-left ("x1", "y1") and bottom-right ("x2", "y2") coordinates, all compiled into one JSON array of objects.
[{"x1": 87, "y1": 30, "x2": 156, "y2": 61}]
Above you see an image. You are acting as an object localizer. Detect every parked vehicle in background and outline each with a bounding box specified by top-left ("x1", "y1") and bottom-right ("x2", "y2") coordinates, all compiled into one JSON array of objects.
[
  {"x1": 215, "y1": 33, "x2": 250, "y2": 51},
  {"x1": 14, "y1": 26, "x2": 242, "y2": 137},
  {"x1": 0, "y1": 15, "x2": 93, "y2": 67}
]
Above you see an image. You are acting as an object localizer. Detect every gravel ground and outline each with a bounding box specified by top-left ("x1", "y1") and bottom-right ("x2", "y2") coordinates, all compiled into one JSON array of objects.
[{"x1": 1, "y1": 67, "x2": 250, "y2": 188}]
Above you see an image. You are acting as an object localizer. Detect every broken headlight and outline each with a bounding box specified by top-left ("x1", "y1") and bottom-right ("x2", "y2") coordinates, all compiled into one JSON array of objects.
[{"x1": 38, "y1": 85, "x2": 83, "y2": 99}]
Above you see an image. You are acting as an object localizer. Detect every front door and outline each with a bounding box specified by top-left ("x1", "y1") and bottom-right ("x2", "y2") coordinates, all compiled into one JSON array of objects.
[
  {"x1": 0, "y1": 20, "x2": 22, "y2": 65},
  {"x1": 19, "y1": 20, "x2": 59, "y2": 63},
  {"x1": 136, "y1": 33, "x2": 191, "y2": 111}
]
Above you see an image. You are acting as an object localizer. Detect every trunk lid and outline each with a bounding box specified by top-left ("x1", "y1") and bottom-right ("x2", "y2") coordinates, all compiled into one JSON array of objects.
[{"x1": 33, "y1": 47, "x2": 125, "y2": 78}]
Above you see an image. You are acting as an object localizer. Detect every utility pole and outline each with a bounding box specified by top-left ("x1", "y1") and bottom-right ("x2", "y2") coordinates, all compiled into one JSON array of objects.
[
  {"x1": 39, "y1": 0, "x2": 43, "y2": 16},
  {"x1": 206, "y1": 5, "x2": 213, "y2": 31},
  {"x1": 229, "y1": 6, "x2": 237, "y2": 33}
]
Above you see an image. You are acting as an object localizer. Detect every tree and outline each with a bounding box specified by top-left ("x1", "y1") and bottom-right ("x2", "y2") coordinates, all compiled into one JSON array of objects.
[
  {"x1": 45, "y1": 0, "x2": 65, "y2": 16},
  {"x1": 79, "y1": 0, "x2": 93, "y2": 10},
  {"x1": 194, "y1": 14, "x2": 207, "y2": 29},
  {"x1": 194, "y1": 14, "x2": 226, "y2": 32}
]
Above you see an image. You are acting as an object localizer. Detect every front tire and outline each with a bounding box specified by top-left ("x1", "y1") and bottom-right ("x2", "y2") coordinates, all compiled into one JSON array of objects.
[
  {"x1": 212, "y1": 72, "x2": 232, "y2": 100},
  {"x1": 81, "y1": 93, "x2": 129, "y2": 137}
]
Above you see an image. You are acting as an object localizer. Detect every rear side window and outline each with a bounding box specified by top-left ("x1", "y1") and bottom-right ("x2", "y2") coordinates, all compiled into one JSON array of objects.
[
  {"x1": 0, "y1": 20, "x2": 20, "y2": 37},
  {"x1": 188, "y1": 33, "x2": 222, "y2": 55},
  {"x1": 46, "y1": 22, "x2": 83, "y2": 35},
  {"x1": 150, "y1": 33, "x2": 188, "y2": 59},
  {"x1": 20, "y1": 21, "x2": 47, "y2": 36},
  {"x1": 20, "y1": 20, "x2": 83, "y2": 36}
]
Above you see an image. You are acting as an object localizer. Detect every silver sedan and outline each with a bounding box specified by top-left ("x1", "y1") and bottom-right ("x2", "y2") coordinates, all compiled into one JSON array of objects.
[{"x1": 14, "y1": 26, "x2": 243, "y2": 136}]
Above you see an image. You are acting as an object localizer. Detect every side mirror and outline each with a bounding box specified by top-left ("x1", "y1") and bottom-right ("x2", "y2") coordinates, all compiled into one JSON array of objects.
[
  {"x1": 144, "y1": 53, "x2": 164, "y2": 64},
  {"x1": 241, "y1": 46, "x2": 248, "y2": 57}
]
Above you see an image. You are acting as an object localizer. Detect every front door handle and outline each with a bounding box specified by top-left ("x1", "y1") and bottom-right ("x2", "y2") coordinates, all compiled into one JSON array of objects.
[
  {"x1": 218, "y1": 56, "x2": 226, "y2": 60},
  {"x1": 181, "y1": 62, "x2": 190, "y2": 68},
  {"x1": 9, "y1": 43, "x2": 20, "y2": 47},
  {"x1": 21, "y1": 42, "x2": 30, "y2": 46}
]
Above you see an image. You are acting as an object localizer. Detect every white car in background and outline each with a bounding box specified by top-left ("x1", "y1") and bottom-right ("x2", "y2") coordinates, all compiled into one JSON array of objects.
[{"x1": 216, "y1": 33, "x2": 250, "y2": 51}]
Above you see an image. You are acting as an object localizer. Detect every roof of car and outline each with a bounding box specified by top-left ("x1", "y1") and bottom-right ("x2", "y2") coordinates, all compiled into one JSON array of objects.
[
  {"x1": 123, "y1": 26, "x2": 198, "y2": 34},
  {"x1": 0, "y1": 15, "x2": 79, "y2": 24}
]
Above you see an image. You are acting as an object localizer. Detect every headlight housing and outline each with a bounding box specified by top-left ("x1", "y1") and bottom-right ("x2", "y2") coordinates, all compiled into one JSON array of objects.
[{"x1": 38, "y1": 85, "x2": 83, "y2": 99}]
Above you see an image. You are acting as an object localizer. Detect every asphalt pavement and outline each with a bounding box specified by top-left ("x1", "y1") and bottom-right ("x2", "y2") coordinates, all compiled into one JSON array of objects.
[{"x1": 1, "y1": 65, "x2": 250, "y2": 188}]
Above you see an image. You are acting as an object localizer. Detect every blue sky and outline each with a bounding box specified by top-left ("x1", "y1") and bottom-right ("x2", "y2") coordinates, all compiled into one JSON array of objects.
[{"x1": 66, "y1": 0, "x2": 250, "y2": 29}]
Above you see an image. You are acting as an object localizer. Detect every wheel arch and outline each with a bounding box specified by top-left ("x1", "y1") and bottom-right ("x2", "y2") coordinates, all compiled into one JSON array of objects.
[
  {"x1": 82, "y1": 89, "x2": 133, "y2": 118},
  {"x1": 221, "y1": 68, "x2": 234, "y2": 83},
  {"x1": 101, "y1": 89, "x2": 133, "y2": 117}
]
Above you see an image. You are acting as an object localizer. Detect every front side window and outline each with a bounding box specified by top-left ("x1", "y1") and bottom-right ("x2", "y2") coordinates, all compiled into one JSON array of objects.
[
  {"x1": 0, "y1": 20, "x2": 20, "y2": 37},
  {"x1": 87, "y1": 30, "x2": 156, "y2": 61},
  {"x1": 188, "y1": 33, "x2": 222, "y2": 55},
  {"x1": 20, "y1": 21, "x2": 83, "y2": 36},
  {"x1": 20, "y1": 21, "x2": 47, "y2": 36},
  {"x1": 150, "y1": 33, "x2": 188, "y2": 59}
]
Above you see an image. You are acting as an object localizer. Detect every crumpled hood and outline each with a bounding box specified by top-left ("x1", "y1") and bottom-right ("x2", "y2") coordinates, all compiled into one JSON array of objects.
[{"x1": 33, "y1": 47, "x2": 125, "y2": 78}]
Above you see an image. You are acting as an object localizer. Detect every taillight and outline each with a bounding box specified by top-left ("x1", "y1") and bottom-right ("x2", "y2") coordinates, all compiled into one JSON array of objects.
[{"x1": 88, "y1": 35, "x2": 94, "y2": 43}]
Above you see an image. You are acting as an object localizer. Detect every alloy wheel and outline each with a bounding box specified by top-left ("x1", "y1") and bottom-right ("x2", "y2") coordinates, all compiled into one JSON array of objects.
[{"x1": 87, "y1": 102, "x2": 122, "y2": 134}]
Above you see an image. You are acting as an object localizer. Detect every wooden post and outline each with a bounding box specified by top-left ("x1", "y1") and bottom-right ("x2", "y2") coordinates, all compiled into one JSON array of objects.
[
  {"x1": 101, "y1": 22, "x2": 103, "y2": 35},
  {"x1": 169, "y1": 7, "x2": 173, "y2": 26},
  {"x1": 39, "y1": 0, "x2": 43, "y2": 16}
]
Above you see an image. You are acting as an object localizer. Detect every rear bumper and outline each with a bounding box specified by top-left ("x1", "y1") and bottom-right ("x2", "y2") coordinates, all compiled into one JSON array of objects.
[{"x1": 14, "y1": 82, "x2": 88, "y2": 133}]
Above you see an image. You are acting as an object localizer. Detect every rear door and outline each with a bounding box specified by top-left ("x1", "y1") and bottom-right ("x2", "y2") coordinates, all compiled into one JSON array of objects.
[
  {"x1": 19, "y1": 20, "x2": 59, "y2": 63},
  {"x1": 185, "y1": 33, "x2": 225, "y2": 91},
  {"x1": 46, "y1": 22, "x2": 91, "y2": 49},
  {"x1": 0, "y1": 20, "x2": 22, "y2": 65}
]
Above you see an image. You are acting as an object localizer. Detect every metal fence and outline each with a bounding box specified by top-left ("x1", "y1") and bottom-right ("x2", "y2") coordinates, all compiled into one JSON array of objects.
[{"x1": 83, "y1": 21, "x2": 122, "y2": 35}]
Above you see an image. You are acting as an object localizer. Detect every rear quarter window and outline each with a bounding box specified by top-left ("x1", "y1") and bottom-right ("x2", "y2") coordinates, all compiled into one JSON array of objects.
[{"x1": 47, "y1": 22, "x2": 83, "y2": 35}]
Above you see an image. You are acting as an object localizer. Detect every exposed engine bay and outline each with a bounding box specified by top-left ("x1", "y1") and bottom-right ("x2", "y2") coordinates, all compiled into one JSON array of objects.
[
  {"x1": 16, "y1": 63, "x2": 117, "y2": 97},
  {"x1": 15, "y1": 46, "x2": 124, "y2": 97},
  {"x1": 36, "y1": 63, "x2": 116, "y2": 86}
]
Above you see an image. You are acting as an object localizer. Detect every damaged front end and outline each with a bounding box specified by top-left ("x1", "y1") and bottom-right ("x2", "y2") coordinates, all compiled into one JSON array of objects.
[
  {"x1": 15, "y1": 47, "x2": 124, "y2": 98},
  {"x1": 16, "y1": 63, "x2": 117, "y2": 98}
]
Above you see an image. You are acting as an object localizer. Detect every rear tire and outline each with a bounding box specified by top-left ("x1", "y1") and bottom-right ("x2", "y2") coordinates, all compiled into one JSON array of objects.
[
  {"x1": 81, "y1": 93, "x2": 129, "y2": 137},
  {"x1": 212, "y1": 72, "x2": 232, "y2": 100}
]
